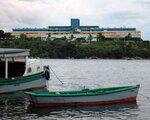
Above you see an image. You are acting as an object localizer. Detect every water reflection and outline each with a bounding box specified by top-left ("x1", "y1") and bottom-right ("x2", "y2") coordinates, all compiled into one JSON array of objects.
[
  {"x1": 27, "y1": 103, "x2": 139, "y2": 119},
  {"x1": 0, "y1": 98, "x2": 28, "y2": 120}
]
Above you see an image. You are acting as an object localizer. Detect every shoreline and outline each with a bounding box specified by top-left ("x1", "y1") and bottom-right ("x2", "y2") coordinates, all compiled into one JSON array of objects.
[{"x1": 31, "y1": 57, "x2": 150, "y2": 60}]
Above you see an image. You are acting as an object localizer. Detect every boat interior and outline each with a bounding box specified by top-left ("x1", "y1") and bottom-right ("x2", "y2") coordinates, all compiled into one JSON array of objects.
[{"x1": 0, "y1": 58, "x2": 25, "y2": 78}]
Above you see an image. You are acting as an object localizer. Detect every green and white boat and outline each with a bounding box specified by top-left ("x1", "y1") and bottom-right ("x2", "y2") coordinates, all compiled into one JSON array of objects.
[
  {"x1": 25, "y1": 85, "x2": 140, "y2": 107},
  {"x1": 0, "y1": 48, "x2": 50, "y2": 95}
]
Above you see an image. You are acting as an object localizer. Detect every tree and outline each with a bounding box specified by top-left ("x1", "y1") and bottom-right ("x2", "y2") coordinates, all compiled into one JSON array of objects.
[
  {"x1": 4, "y1": 33, "x2": 12, "y2": 39},
  {"x1": 70, "y1": 34, "x2": 74, "y2": 40},
  {"x1": 97, "y1": 33, "x2": 105, "y2": 41},
  {"x1": 74, "y1": 38, "x2": 86, "y2": 44},
  {"x1": 0, "y1": 30, "x2": 4, "y2": 39},
  {"x1": 63, "y1": 36, "x2": 67, "y2": 41},
  {"x1": 124, "y1": 33, "x2": 132, "y2": 40},
  {"x1": 20, "y1": 34, "x2": 27, "y2": 40},
  {"x1": 0, "y1": 30, "x2": 14, "y2": 40},
  {"x1": 88, "y1": 34, "x2": 92, "y2": 43},
  {"x1": 47, "y1": 33, "x2": 51, "y2": 40}
]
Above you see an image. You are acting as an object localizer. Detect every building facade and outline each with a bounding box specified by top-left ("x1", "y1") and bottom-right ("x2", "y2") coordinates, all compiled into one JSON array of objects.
[{"x1": 11, "y1": 19, "x2": 141, "y2": 41}]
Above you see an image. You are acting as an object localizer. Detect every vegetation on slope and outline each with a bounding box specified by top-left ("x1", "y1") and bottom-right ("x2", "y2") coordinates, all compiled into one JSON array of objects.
[{"x1": 0, "y1": 38, "x2": 150, "y2": 59}]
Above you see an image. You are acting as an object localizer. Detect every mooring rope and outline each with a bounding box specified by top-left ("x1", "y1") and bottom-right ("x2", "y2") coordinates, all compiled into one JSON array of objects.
[{"x1": 49, "y1": 67, "x2": 64, "y2": 85}]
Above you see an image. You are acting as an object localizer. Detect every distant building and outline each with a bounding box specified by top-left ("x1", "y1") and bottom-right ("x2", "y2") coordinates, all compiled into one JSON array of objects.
[
  {"x1": 11, "y1": 19, "x2": 141, "y2": 41},
  {"x1": 71, "y1": 18, "x2": 80, "y2": 31}
]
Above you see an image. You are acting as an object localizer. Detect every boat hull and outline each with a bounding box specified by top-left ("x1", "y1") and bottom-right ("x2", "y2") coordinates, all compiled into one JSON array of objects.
[
  {"x1": 27, "y1": 85, "x2": 139, "y2": 107},
  {"x1": 0, "y1": 72, "x2": 47, "y2": 95},
  {"x1": 31, "y1": 97, "x2": 136, "y2": 107}
]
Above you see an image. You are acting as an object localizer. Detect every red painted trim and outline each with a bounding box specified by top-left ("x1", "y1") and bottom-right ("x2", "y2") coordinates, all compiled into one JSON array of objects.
[
  {"x1": 31, "y1": 97, "x2": 137, "y2": 107},
  {"x1": 0, "y1": 85, "x2": 46, "y2": 95}
]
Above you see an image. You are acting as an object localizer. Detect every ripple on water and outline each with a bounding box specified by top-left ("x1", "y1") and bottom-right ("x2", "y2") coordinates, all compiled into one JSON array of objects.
[{"x1": 1, "y1": 59, "x2": 150, "y2": 120}]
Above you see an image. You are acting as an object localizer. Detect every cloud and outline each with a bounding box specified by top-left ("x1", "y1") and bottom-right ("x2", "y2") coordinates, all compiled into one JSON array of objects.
[
  {"x1": 108, "y1": 11, "x2": 142, "y2": 20},
  {"x1": 18, "y1": 0, "x2": 48, "y2": 4},
  {"x1": 19, "y1": 0, "x2": 39, "y2": 1},
  {"x1": 135, "y1": 0, "x2": 150, "y2": 5},
  {"x1": 0, "y1": 0, "x2": 150, "y2": 39}
]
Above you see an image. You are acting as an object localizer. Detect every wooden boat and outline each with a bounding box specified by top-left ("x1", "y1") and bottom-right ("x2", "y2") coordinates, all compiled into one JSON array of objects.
[
  {"x1": 25, "y1": 84, "x2": 140, "y2": 107},
  {"x1": 0, "y1": 48, "x2": 50, "y2": 95}
]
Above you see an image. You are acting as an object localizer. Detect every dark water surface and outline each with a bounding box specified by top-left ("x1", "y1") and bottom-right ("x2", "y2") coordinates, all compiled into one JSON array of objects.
[{"x1": 1, "y1": 59, "x2": 150, "y2": 120}]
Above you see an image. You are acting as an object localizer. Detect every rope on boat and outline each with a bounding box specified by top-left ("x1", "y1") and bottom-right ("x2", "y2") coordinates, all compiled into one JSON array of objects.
[
  {"x1": 138, "y1": 93, "x2": 150, "y2": 100},
  {"x1": 49, "y1": 67, "x2": 64, "y2": 85}
]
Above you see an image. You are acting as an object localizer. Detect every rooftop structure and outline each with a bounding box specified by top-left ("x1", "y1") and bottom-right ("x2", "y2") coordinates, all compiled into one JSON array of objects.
[
  {"x1": 12, "y1": 19, "x2": 136, "y2": 32},
  {"x1": 71, "y1": 18, "x2": 80, "y2": 31},
  {"x1": 0, "y1": 48, "x2": 30, "y2": 58}
]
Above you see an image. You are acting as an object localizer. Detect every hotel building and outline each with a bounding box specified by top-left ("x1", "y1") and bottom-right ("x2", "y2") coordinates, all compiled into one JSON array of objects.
[{"x1": 11, "y1": 19, "x2": 141, "y2": 41}]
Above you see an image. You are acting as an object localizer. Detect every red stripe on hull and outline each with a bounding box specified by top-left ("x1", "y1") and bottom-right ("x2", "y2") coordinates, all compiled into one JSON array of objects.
[
  {"x1": 31, "y1": 97, "x2": 137, "y2": 107},
  {"x1": 0, "y1": 85, "x2": 46, "y2": 95}
]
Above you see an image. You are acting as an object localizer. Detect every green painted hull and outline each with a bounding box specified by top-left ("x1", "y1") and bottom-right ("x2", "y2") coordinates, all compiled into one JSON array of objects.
[
  {"x1": 25, "y1": 85, "x2": 140, "y2": 107},
  {"x1": 26, "y1": 85, "x2": 140, "y2": 97},
  {"x1": 0, "y1": 72, "x2": 47, "y2": 94}
]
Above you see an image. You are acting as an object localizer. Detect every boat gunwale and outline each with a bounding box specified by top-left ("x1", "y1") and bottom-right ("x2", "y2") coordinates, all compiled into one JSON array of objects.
[
  {"x1": 0, "y1": 71, "x2": 45, "y2": 86},
  {"x1": 25, "y1": 85, "x2": 140, "y2": 97}
]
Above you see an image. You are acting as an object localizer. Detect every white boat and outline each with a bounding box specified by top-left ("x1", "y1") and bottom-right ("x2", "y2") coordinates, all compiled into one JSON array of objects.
[
  {"x1": 0, "y1": 48, "x2": 50, "y2": 95},
  {"x1": 25, "y1": 85, "x2": 140, "y2": 107}
]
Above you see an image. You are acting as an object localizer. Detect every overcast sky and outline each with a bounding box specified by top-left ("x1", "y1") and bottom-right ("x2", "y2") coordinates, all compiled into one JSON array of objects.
[{"x1": 0, "y1": 0, "x2": 150, "y2": 39}]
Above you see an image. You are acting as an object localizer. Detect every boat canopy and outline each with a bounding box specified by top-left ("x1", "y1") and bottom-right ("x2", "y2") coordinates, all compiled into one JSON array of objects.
[
  {"x1": 0, "y1": 48, "x2": 30, "y2": 58},
  {"x1": 0, "y1": 48, "x2": 30, "y2": 78}
]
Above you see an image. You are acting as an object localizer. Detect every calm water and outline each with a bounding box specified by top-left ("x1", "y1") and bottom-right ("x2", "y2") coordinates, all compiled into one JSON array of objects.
[{"x1": 1, "y1": 59, "x2": 150, "y2": 120}]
